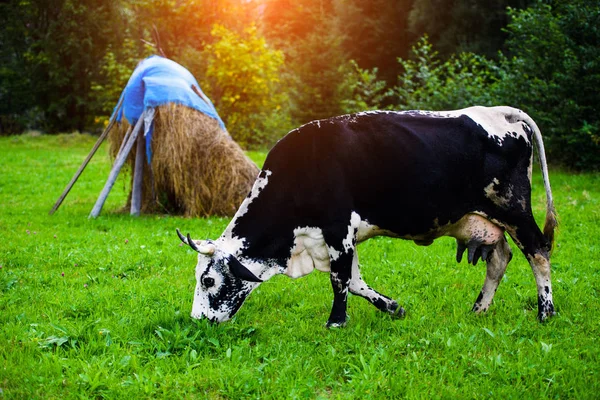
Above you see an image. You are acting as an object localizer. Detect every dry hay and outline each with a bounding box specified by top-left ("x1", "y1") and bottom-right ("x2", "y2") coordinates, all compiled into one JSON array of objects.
[{"x1": 108, "y1": 104, "x2": 259, "y2": 217}]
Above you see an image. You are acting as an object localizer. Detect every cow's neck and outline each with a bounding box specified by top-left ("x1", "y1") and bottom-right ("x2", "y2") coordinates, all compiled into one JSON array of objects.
[{"x1": 219, "y1": 202, "x2": 290, "y2": 280}]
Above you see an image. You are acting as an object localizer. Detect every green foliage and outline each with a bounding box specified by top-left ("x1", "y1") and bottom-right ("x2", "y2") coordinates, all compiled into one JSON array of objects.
[
  {"x1": 201, "y1": 24, "x2": 293, "y2": 149},
  {"x1": 389, "y1": 3, "x2": 600, "y2": 171},
  {"x1": 339, "y1": 60, "x2": 389, "y2": 114},
  {"x1": 408, "y1": 0, "x2": 535, "y2": 58},
  {"x1": 390, "y1": 36, "x2": 499, "y2": 111},
  {"x1": 262, "y1": 0, "x2": 350, "y2": 123},
  {"x1": 1, "y1": 0, "x2": 599, "y2": 169},
  {"x1": 90, "y1": 40, "x2": 154, "y2": 127},
  {"x1": 495, "y1": 1, "x2": 600, "y2": 170},
  {"x1": 333, "y1": 0, "x2": 414, "y2": 83},
  {"x1": 0, "y1": 0, "x2": 126, "y2": 134},
  {"x1": 2, "y1": 131, "x2": 600, "y2": 398}
]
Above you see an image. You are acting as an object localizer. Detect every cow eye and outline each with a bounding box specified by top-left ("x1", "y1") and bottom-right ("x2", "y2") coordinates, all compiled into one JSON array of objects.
[{"x1": 202, "y1": 277, "x2": 215, "y2": 288}]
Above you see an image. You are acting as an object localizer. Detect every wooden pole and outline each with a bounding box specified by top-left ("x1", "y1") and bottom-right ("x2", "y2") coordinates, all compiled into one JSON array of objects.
[
  {"x1": 116, "y1": 124, "x2": 133, "y2": 160},
  {"x1": 130, "y1": 132, "x2": 145, "y2": 216},
  {"x1": 89, "y1": 110, "x2": 150, "y2": 218},
  {"x1": 49, "y1": 96, "x2": 124, "y2": 215}
]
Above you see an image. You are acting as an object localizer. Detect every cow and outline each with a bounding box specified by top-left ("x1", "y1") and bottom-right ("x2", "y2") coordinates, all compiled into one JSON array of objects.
[{"x1": 177, "y1": 106, "x2": 557, "y2": 328}]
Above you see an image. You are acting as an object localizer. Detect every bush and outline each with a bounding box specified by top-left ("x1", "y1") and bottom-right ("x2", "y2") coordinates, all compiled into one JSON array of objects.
[
  {"x1": 90, "y1": 39, "x2": 154, "y2": 130},
  {"x1": 390, "y1": 36, "x2": 499, "y2": 111},
  {"x1": 495, "y1": 1, "x2": 600, "y2": 170},
  {"x1": 339, "y1": 60, "x2": 389, "y2": 114},
  {"x1": 200, "y1": 24, "x2": 293, "y2": 149},
  {"x1": 388, "y1": 6, "x2": 600, "y2": 171}
]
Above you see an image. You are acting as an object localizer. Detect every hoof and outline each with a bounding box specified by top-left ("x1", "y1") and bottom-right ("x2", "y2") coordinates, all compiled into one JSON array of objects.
[
  {"x1": 471, "y1": 291, "x2": 488, "y2": 313},
  {"x1": 390, "y1": 305, "x2": 406, "y2": 319},
  {"x1": 537, "y1": 296, "x2": 556, "y2": 322},
  {"x1": 538, "y1": 310, "x2": 556, "y2": 322},
  {"x1": 326, "y1": 319, "x2": 348, "y2": 329},
  {"x1": 471, "y1": 304, "x2": 488, "y2": 314}
]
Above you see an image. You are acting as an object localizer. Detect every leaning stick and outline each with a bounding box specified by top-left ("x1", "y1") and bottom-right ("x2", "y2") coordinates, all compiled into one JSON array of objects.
[
  {"x1": 131, "y1": 107, "x2": 155, "y2": 216},
  {"x1": 49, "y1": 96, "x2": 124, "y2": 215},
  {"x1": 89, "y1": 110, "x2": 150, "y2": 218},
  {"x1": 130, "y1": 133, "x2": 145, "y2": 216},
  {"x1": 116, "y1": 124, "x2": 133, "y2": 160}
]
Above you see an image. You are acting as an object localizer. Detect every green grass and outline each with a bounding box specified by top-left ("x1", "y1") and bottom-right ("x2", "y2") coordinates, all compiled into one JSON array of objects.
[{"x1": 1, "y1": 133, "x2": 599, "y2": 399}]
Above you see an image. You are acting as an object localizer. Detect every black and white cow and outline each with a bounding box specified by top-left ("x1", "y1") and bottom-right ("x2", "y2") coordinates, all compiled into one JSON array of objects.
[{"x1": 177, "y1": 106, "x2": 557, "y2": 327}]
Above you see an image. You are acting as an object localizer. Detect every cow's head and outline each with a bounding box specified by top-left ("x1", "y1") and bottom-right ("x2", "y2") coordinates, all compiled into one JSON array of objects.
[{"x1": 177, "y1": 229, "x2": 262, "y2": 323}]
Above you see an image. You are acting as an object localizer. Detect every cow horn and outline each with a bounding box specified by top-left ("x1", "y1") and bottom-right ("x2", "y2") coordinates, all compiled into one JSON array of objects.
[
  {"x1": 176, "y1": 228, "x2": 188, "y2": 245},
  {"x1": 197, "y1": 242, "x2": 216, "y2": 256},
  {"x1": 185, "y1": 232, "x2": 216, "y2": 255},
  {"x1": 176, "y1": 229, "x2": 215, "y2": 255},
  {"x1": 185, "y1": 233, "x2": 199, "y2": 252}
]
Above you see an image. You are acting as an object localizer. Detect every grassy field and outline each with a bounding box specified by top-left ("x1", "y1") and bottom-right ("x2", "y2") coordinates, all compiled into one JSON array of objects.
[{"x1": 1, "y1": 133, "x2": 599, "y2": 399}]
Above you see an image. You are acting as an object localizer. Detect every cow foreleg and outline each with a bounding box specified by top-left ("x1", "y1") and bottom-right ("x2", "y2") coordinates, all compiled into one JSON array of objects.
[
  {"x1": 327, "y1": 250, "x2": 353, "y2": 328},
  {"x1": 349, "y1": 252, "x2": 405, "y2": 318},
  {"x1": 472, "y1": 236, "x2": 512, "y2": 313}
]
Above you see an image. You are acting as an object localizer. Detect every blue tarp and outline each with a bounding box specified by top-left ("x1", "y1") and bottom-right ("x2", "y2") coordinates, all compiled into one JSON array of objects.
[{"x1": 112, "y1": 55, "x2": 226, "y2": 161}]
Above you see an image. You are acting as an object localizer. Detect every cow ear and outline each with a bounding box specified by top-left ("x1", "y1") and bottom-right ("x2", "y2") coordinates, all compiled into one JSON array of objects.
[{"x1": 228, "y1": 256, "x2": 262, "y2": 283}]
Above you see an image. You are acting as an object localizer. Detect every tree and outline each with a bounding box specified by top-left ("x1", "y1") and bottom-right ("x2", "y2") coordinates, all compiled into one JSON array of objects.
[
  {"x1": 0, "y1": 0, "x2": 126, "y2": 133},
  {"x1": 408, "y1": 0, "x2": 534, "y2": 58},
  {"x1": 333, "y1": 0, "x2": 414, "y2": 84},
  {"x1": 389, "y1": 36, "x2": 498, "y2": 111},
  {"x1": 262, "y1": 0, "x2": 350, "y2": 123},
  {"x1": 497, "y1": 0, "x2": 600, "y2": 169},
  {"x1": 200, "y1": 24, "x2": 292, "y2": 148}
]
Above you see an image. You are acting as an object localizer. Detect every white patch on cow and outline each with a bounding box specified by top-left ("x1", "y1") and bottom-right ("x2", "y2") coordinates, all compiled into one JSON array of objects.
[
  {"x1": 445, "y1": 106, "x2": 530, "y2": 145},
  {"x1": 325, "y1": 212, "x2": 388, "y2": 261},
  {"x1": 356, "y1": 220, "x2": 398, "y2": 243},
  {"x1": 286, "y1": 226, "x2": 331, "y2": 278},
  {"x1": 328, "y1": 245, "x2": 341, "y2": 262},
  {"x1": 404, "y1": 110, "x2": 453, "y2": 118},
  {"x1": 484, "y1": 178, "x2": 513, "y2": 208},
  {"x1": 355, "y1": 110, "x2": 394, "y2": 117},
  {"x1": 330, "y1": 271, "x2": 348, "y2": 295},
  {"x1": 352, "y1": 107, "x2": 532, "y2": 145},
  {"x1": 342, "y1": 212, "x2": 361, "y2": 252},
  {"x1": 190, "y1": 288, "x2": 208, "y2": 320},
  {"x1": 190, "y1": 255, "x2": 224, "y2": 320}
]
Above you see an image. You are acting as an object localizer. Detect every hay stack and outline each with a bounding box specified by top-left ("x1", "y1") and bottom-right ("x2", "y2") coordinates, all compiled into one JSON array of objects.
[{"x1": 108, "y1": 104, "x2": 259, "y2": 217}]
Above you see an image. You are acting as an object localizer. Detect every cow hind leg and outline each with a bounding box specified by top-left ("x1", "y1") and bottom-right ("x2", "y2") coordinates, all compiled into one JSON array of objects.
[
  {"x1": 472, "y1": 236, "x2": 512, "y2": 313},
  {"x1": 529, "y1": 252, "x2": 555, "y2": 321},
  {"x1": 508, "y1": 217, "x2": 556, "y2": 321},
  {"x1": 349, "y1": 252, "x2": 405, "y2": 318}
]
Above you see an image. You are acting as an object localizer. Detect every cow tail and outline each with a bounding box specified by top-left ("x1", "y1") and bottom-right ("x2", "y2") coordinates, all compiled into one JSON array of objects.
[{"x1": 517, "y1": 110, "x2": 558, "y2": 251}]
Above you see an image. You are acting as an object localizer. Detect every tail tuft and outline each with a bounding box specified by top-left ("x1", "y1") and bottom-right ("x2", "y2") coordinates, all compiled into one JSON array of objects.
[{"x1": 543, "y1": 203, "x2": 558, "y2": 252}]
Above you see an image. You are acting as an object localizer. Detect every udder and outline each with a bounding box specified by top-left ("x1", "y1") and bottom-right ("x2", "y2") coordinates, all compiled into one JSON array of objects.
[{"x1": 449, "y1": 214, "x2": 505, "y2": 265}]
